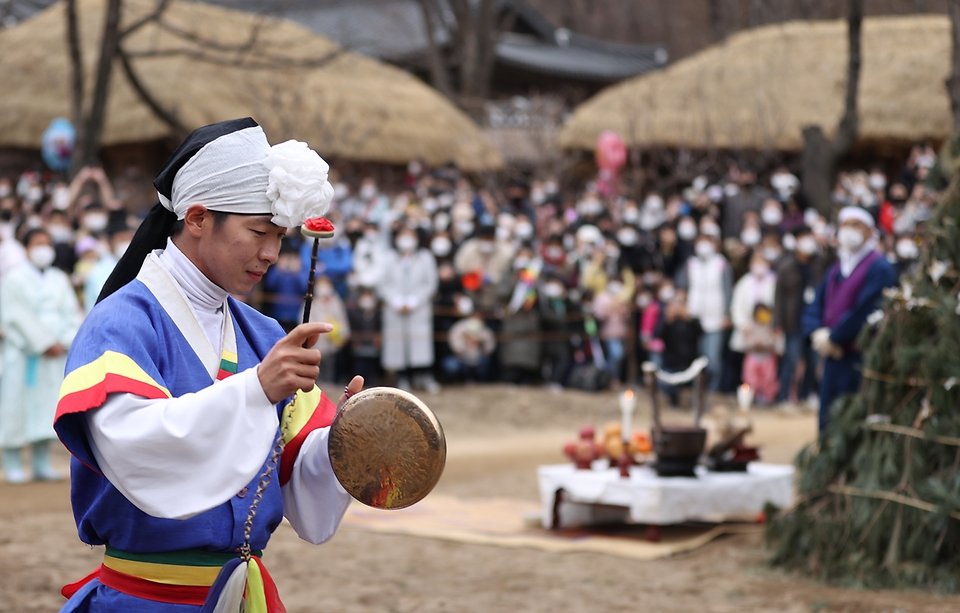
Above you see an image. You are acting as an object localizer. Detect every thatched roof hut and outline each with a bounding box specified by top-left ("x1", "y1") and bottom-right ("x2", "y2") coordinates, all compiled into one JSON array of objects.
[
  {"x1": 0, "y1": 0, "x2": 504, "y2": 171},
  {"x1": 559, "y1": 16, "x2": 953, "y2": 153}
]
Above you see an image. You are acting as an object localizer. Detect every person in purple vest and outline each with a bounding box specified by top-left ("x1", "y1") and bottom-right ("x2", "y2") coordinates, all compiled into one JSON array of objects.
[{"x1": 802, "y1": 206, "x2": 897, "y2": 432}]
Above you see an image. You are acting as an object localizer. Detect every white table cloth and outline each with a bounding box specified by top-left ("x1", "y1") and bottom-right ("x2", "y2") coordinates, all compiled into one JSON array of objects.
[{"x1": 537, "y1": 462, "x2": 794, "y2": 529}]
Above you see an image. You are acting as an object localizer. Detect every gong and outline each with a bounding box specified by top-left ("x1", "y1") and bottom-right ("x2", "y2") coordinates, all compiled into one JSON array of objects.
[{"x1": 328, "y1": 387, "x2": 446, "y2": 509}]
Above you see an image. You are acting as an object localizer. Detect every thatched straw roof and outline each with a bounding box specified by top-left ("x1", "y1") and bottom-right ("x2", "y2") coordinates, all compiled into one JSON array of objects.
[
  {"x1": 0, "y1": 0, "x2": 504, "y2": 171},
  {"x1": 559, "y1": 15, "x2": 953, "y2": 152}
]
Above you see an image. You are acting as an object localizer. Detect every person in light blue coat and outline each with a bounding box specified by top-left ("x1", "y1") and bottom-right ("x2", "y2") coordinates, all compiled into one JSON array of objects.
[{"x1": 0, "y1": 227, "x2": 82, "y2": 482}]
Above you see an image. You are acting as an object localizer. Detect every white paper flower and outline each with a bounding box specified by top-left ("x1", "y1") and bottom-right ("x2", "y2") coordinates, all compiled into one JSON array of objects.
[
  {"x1": 263, "y1": 140, "x2": 334, "y2": 228},
  {"x1": 929, "y1": 260, "x2": 949, "y2": 285},
  {"x1": 866, "y1": 310, "x2": 884, "y2": 326}
]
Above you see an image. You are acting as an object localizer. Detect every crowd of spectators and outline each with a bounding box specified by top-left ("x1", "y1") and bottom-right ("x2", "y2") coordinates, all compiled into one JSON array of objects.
[{"x1": 0, "y1": 143, "x2": 939, "y2": 409}]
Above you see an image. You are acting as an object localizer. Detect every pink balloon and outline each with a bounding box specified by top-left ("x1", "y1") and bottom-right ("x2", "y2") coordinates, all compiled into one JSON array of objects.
[{"x1": 595, "y1": 131, "x2": 627, "y2": 172}]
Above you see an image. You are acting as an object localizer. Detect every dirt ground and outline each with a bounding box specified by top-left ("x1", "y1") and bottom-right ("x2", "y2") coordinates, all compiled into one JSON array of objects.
[{"x1": 2, "y1": 384, "x2": 958, "y2": 613}]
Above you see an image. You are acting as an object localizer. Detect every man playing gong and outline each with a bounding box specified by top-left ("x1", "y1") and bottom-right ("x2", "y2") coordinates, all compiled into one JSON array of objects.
[{"x1": 54, "y1": 118, "x2": 363, "y2": 613}]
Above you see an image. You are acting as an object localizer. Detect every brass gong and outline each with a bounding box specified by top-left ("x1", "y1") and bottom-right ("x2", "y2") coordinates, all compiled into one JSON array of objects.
[{"x1": 328, "y1": 387, "x2": 446, "y2": 509}]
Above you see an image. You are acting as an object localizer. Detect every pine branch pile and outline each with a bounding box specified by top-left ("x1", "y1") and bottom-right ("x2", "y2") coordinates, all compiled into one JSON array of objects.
[{"x1": 764, "y1": 177, "x2": 960, "y2": 591}]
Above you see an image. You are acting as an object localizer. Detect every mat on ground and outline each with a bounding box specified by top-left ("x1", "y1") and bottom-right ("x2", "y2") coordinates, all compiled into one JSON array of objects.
[{"x1": 340, "y1": 495, "x2": 761, "y2": 561}]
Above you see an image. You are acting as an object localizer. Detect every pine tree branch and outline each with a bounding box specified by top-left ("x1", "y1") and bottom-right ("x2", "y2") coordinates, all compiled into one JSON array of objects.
[
  {"x1": 828, "y1": 485, "x2": 960, "y2": 521},
  {"x1": 866, "y1": 422, "x2": 960, "y2": 447}
]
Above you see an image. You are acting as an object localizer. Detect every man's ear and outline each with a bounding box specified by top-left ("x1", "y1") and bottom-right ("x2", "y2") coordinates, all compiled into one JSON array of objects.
[{"x1": 182, "y1": 205, "x2": 208, "y2": 238}]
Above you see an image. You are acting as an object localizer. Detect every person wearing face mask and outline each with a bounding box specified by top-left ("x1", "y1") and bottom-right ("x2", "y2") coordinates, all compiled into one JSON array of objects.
[
  {"x1": 305, "y1": 275, "x2": 351, "y2": 384},
  {"x1": 593, "y1": 275, "x2": 633, "y2": 387},
  {"x1": 0, "y1": 228, "x2": 82, "y2": 483},
  {"x1": 639, "y1": 280, "x2": 671, "y2": 375},
  {"x1": 727, "y1": 251, "x2": 778, "y2": 389},
  {"x1": 773, "y1": 227, "x2": 834, "y2": 407},
  {"x1": 802, "y1": 207, "x2": 897, "y2": 432},
  {"x1": 540, "y1": 234, "x2": 578, "y2": 288},
  {"x1": 538, "y1": 272, "x2": 574, "y2": 390},
  {"x1": 760, "y1": 199, "x2": 784, "y2": 231},
  {"x1": 892, "y1": 234, "x2": 920, "y2": 277},
  {"x1": 348, "y1": 221, "x2": 388, "y2": 291},
  {"x1": 676, "y1": 234, "x2": 732, "y2": 391},
  {"x1": 379, "y1": 228, "x2": 440, "y2": 393},
  {"x1": 83, "y1": 220, "x2": 137, "y2": 313},
  {"x1": 347, "y1": 287, "x2": 383, "y2": 385},
  {"x1": 453, "y1": 224, "x2": 514, "y2": 314}
]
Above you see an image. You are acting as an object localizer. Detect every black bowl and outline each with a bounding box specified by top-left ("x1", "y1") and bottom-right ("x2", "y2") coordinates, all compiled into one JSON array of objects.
[{"x1": 652, "y1": 426, "x2": 707, "y2": 461}]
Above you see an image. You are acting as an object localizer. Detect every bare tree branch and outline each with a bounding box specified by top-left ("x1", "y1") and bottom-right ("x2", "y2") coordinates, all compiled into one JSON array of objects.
[
  {"x1": 118, "y1": 0, "x2": 171, "y2": 39},
  {"x1": 66, "y1": 0, "x2": 84, "y2": 133},
  {"x1": 124, "y1": 46, "x2": 345, "y2": 70},
  {"x1": 417, "y1": 0, "x2": 454, "y2": 98},
  {"x1": 947, "y1": 0, "x2": 960, "y2": 130},
  {"x1": 117, "y1": 45, "x2": 187, "y2": 137},
  {"x1": 831, "y1": 0, "x2": 862, "y2": 156}
]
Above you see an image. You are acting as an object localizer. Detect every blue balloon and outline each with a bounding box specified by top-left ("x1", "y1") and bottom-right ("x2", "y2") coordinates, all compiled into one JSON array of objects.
[{"x1": 41, "y1": 117, "x2": 76, "y2": 172}]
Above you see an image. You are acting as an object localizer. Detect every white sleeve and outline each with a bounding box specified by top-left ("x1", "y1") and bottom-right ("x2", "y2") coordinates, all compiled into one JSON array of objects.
[
  {"x1": 85, "y1": 367, "x2": 279, "y2": 520},
  {"x1": 281, "y1": 427, "x2": 353, "y2": 544}
]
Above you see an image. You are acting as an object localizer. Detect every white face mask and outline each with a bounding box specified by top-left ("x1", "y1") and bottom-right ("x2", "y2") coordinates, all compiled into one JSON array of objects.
[
  {"x1": 496, "y1": 226, "x2": 511, "y2": 242},
  {"x1": 359, "y1": 184, "x2": 378, "y2": 200},
  {"x1": 514, "y1": 257, "x2": 531, "y2": 270},
  {"x1": 761, "y1": 207, "x2": 783, "y2": 226},
  {"x1": 740, "y1": 227, "x2": 761, "y2": 246},
  {"x1": 431, "y1": 237, "x2": 452, "y2": 257},
  {"x1": 781, "y1": 233, "x2": 797, "y2": 252},
  {"x1": 456, "y1": 295, "x2": 474, "y2": 316},
  {"x1": 607, "y1": 282, "x2": 624, "y2": 295},
  {"x1": 113, "y1": 240, "x2": 131, "y2": 259},
  {"x1": 762, "y1": 247, "x2": 781, "y2": 262},
  {"x1": 478, "y1": 240, "x2": 495, "y2": 254},
  {"x1": 895, "y1": 238, "x2": 918, "y2": 260},
  {"x1": 545, "y1": 246, "x2": 564, "y2": 261},
  {"x1": 543, "y1": 282, "x2": 564, "y2": 299},
  {"x1": 455, "y1": 221, "x2": 475, "y2": 237},
  {"x1": 796, "y1": 235, "x2": 818, "y2": 256},
  {"x1": 83, "y1": 213, "x2": 108, "y2": 232},
  {"x1": 636, "y1": 293, "x2": 652, "y2": 308},
  {"x1": 52, "y1": 186, "x2": 71, "y2": 210},
  {"x1": 678, "y1": 222, "x2": 697, "y2": 241},
  {"x1": 515, "y1": 222, "x2": 534, "y2": 241},
  {"x1": 622, "y1": 208, "x2": 640, "y2": 223},
  {"x1": 316, "y1": 284, "x2": 334, "y2": 297},
  {"x1": 396, "y1": 235, "x2": 418, "y2": 253},
  {"x1": 359, "y1": 295, "x2": 377, "y2": 310},
  {"x1": 28, "y1": 244, "x2": 56, "y2": 269},
  {"x1": 658, "y1": 286, "x2": 675, "y2": 302},
  {"x1": 695, "y1": 240, "x2": 715, "y2": 258},
  {"x1": 751, "y1": 262, "x2": 770, "y2": 277},
  {"x1": 837, "y1": 226, "x2": 866, "y2": 251},
  {"x1": 617, "y1": 229, "x2": 638, "y2": 246},
  {"x1": 48, "y1": 224, "x2": 72, "y2": 244}
]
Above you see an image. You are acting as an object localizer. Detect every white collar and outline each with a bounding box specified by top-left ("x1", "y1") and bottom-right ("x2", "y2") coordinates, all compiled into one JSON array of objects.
[
  {"x1": 838, "y1": 237, "x2": 878, "y2": 277},
  {"x1": 158, "y1": 238, "x2": 229, "y2": 312}
]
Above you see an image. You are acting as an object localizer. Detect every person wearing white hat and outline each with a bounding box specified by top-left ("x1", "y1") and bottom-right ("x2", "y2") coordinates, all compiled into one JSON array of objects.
[
  {"x1": 801, "y1": 205, "x2": 897, "y2": 432},
  {"x1": 53, "y1": 118, "x2": 362, "y2": 613}
]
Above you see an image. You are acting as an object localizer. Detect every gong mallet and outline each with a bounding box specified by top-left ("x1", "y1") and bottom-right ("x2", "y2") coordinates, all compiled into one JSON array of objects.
[
  {"x1": 300, "y1": 218, "x2": 335, "y2": 346},
  {"x1": 299, "y1": 218, "x2": 446, "y2": 509}
]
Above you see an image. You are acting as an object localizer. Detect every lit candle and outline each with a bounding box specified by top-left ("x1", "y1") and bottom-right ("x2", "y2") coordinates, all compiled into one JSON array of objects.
[
  {"x1": 620, "y1": 389, "x2": 636, "y2": 440},
  {"x1": 737, "y1": 383, "x2": 754, "y2": 413}
]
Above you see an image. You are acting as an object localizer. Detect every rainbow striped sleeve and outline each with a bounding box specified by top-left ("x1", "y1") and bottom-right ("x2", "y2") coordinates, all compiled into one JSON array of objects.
[
  {"x1": 278, "y1": 386, "x2": 337, "y2": 487},
  {"x1": 56, "y1": 350, "x2": 172, "y2": 419},
  {"x1": 54, "y1": 351, "x2": 172, "y2": 470}
]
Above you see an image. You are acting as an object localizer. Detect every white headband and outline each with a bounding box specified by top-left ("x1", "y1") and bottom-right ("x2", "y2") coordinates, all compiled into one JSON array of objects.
[
  {"x1": 158, "y1": 126, "x2": 333, "y2": 228},
  {"x1": 837, "y1": 206, "x2": 875, "y2": 229}
]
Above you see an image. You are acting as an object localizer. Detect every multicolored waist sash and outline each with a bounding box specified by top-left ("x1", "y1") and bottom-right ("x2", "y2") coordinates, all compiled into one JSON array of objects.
[{"x1": 61, "y1": 547, "x2": 284, "y2": 612}]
